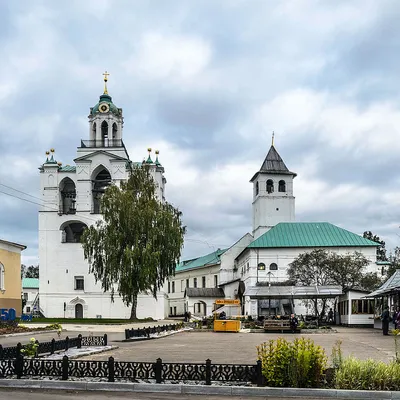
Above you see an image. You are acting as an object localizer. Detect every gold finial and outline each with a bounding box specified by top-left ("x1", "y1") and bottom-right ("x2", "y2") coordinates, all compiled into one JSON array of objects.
[
  {"x1": 103, "y1": 71, "x2": 110, "y2": 95},
  {"x1": 272, "y1": 131, "x2": 275, "y2": 146},
  {"x1": 50, "y1": 148, "x2": 55, "y2": 153},
  {"x1": 45, "y1": 151, "x2": 50, "y2": 155},
  {"x1": 147, "y1": 147, "x2": 152, "y2": 153},
  {"x1": 155, "y1": 150, "x2": 159, "y2": 155},
  {"x1": 57, "y1": 162, "x2": 62, "y2": 166}
]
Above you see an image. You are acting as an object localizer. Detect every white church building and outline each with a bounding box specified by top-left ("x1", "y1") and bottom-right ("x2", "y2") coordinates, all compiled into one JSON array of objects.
[
  {"x1": 169, "y1": 144, "x2": 380, "y2": 319},
  {"x1": 38, "y1": 77, "x2": 380, "y2": 321},
  {"x1": 38, "y1": 77, "x2": 168, "y2": 319}
]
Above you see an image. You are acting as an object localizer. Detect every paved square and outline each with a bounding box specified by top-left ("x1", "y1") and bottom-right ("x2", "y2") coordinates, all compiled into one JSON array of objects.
[{"x1": 82, "y1": 327, "x2": 397, "y2": 364}]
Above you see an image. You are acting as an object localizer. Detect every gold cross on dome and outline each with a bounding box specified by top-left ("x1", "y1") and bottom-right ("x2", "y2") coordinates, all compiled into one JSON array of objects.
[{"x1": 103, "y1": 71, "x2": 110, "y2": 94}]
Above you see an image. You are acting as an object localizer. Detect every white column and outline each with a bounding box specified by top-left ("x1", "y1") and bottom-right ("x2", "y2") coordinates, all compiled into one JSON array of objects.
[{"x1": 96, "y1": 120, "x2": 101, "y2": 142}]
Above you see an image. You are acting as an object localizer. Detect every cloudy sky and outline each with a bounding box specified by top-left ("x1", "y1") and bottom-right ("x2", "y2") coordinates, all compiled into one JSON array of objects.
[{"x1": 1, "y1": 0, "x2": 400, "y2": 265}]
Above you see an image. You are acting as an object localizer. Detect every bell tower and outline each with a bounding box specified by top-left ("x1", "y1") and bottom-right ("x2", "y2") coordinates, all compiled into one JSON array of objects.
[
  {"x1": 250, "y1": 137, "x2": 296, "y2": 239},
  {"x1": 88, "y1": 71, "x2": 124, "y2": 145}
]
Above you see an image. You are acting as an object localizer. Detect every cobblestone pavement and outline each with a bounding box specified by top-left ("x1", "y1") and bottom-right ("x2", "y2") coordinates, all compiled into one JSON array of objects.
[{"x1": 81, "y1": 327, "x2": 397, "y2": 364}]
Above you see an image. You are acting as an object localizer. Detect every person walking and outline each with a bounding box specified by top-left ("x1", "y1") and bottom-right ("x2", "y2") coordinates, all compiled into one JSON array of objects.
[
  {"x1": 290, "y1": 314, "x2": 299, "y2": 333},
  {"x1": 393, "y1": 307, "x2": 400, "y2": 329},
  {"x1": 381, "y1": 307, "x2": 390, "y2": 335}
]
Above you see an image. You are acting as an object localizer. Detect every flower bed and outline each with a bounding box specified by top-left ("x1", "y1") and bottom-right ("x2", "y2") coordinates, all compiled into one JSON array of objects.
[{"x1": 0, "y1": 322, "x2": 62, "y2": 335}]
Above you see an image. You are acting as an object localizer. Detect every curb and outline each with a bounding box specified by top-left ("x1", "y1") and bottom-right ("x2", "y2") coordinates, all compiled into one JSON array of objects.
[
  {"x1": 0, "y1": 330, "x2": 59, "y2": 338},
  {"x1": 0, "y1": 380, "x2": 399, "y2": 399}
]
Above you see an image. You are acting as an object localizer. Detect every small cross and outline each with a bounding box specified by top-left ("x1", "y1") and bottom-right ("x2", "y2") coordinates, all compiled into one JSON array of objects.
[{"x1": 103, "y1": 71, "x2": 110, "y2": 82}]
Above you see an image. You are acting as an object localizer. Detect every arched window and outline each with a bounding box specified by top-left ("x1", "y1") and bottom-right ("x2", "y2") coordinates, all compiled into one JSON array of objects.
[
  {"x1": 101, "y1": 121, "x2": 108, "y2": 140},
  {"x1": 60, "y1": 221, "x2": 88, "y2": 243},
  {"x1": 269, "y1": 263, "x2": 278, "y2": 271},
  {"x1": 255, "y1": 181, "x2": 259, "y2": 196},
  {"x1": 112, "y1": 123, "x2": 117, "y2": 141},
  {"x1": 0, "y1": 263, "x2": 4, "y2": 290},
  {"x1": 59, "y1": 178, "x2": 76, "y2": 215},
  {"x1": 278, "y1": 180, "x2": 286, "y2": 192},
  {"x1": 266, "y1": 179, "x2": 274, "y2": 194},
  {"x1": 92, "y1": 167, "x2": 111, "y2": 214}
]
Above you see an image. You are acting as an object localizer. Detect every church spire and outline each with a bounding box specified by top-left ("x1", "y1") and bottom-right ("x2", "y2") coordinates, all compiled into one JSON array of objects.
[{"x1": 103, "y1": 71, "x2": 110, "y2": 95}]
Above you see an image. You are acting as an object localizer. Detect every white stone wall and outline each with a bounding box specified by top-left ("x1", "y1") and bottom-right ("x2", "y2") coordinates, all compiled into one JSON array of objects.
[
  {"x1": 219, "y1": 233, "x2": 253, "y2": 286},
  {"x1": 167, "y1": 264, "x2": 220, "y2": 316},
  {"x1": 22, "y1": 287, "x2": 38, "y2": 313},
  {"x1": 238, "y1": 246, "x2": 378, "y2": 318}
]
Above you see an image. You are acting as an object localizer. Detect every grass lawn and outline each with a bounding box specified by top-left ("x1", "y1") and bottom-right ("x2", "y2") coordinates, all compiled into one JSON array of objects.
[{"x1": 19, "y1": 318, "x2": 155, "y2": 325}]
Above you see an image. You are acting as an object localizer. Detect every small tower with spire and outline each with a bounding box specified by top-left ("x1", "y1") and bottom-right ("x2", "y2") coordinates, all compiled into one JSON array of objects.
[
  {"x1": 88, "y1": 71, "x2": 124, "y2": 145},
  {"x1": 250, "y1": 135, "x2": 296, "y2": 239}
]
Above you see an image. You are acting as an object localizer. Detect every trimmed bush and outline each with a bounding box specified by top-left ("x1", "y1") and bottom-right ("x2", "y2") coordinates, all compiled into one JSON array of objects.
[{"x1": 257, "y1": 337, "x2": 327, "y2": 387}]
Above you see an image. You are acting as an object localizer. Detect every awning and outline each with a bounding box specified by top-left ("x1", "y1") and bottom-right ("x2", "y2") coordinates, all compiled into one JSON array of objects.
[
  {"x1": 366, "y1": 269, "x2": 400, "y2": 298},
  {"x1": 243, "y1": 285, "x2": 342, "y2": 299}
]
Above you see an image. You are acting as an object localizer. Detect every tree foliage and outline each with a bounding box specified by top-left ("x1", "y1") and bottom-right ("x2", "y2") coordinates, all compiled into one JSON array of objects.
[
  {"x1": 287, "y1": 249, "x2": 379, "y2": 318},
  {"x1": 363, "y1": 231, "x2": 388, "y2": 262},
  {"x1": 21, "y1": 264, "x2": 39, "y2": 278},
  {"x1": 81, "y1": 165, "x2": 186, "y2": 320}
]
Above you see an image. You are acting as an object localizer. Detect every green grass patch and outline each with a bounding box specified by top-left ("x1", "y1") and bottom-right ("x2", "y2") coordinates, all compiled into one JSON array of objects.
[{"x1": 19, "y1": 317, "x2": 155, "y2": 325}]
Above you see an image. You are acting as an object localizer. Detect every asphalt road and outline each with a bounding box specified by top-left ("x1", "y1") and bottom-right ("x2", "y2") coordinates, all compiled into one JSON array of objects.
[{"x1": 0, "y1": 388, "x2": 336, "y2": 400}]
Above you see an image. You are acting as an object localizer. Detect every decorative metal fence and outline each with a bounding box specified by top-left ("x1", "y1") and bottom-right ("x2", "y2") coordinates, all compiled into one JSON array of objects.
[
  {"x1": 124, "y1": 324, "x2": 181, "y2": 340},
  {"x1": 0, "y1": 356, "x2": 264, "y2": 386},
  {"x1": 0, "y1": 334, "x2": 108, "y2": 360}
]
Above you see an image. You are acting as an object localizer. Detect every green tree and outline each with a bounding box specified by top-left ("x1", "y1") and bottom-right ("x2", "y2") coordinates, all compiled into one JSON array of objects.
[
  {"x1": 81, "y1": 165, "x2": 185, "y2": 320},
  {"x1": 386, "y1": 247, "x2": 400, "y2": 278},
  {"x1": 288, "y1": 249, "x2": 374, "y2": 318},
  {"x1": 21, "y1": 264, "x2": 39, "y2": 278},
  {"x1": 25, "y1": 265, "x2": 39, "y2": 278},
  {"x1": 363, "y1": 231, "x2": 388, "y2": 262}
]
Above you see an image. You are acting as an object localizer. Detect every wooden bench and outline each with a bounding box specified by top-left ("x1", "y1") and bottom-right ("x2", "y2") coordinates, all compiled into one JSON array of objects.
[{"x1": 263, "y1": 319, "x2": 301, "y2": 333}]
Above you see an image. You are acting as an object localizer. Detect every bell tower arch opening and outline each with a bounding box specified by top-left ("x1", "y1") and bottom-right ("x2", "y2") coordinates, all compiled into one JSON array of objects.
[
  {"x1": 59, "y1": 177, "x2": 76, "y2": 215},
  {"x1": 91, "y1": 166, "x2": 111, "y2": 214}
]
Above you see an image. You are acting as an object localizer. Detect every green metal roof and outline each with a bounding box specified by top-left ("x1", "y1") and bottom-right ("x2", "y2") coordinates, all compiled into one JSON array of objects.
[
  {"x1": 248, "y1": 222, "x2": 379, "y2": 249},
  {"x1": 176, "y1": 249, "x2": 226, "y2": 273},
  {"x1": 59, "y1": 165, "x2": 76, "y2": 172},
  {"x1": 22, "y1": 278, "x2": 39, "y2": 289}
]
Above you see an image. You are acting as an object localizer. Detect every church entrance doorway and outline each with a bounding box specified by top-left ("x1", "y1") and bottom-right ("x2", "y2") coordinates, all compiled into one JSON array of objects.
[{"x1": 75, "y1": 303, "x2": 83, "y2": 319}]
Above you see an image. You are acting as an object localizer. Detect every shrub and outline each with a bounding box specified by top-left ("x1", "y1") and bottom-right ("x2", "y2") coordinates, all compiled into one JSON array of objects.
[
  {"x1": 21, "y1": 338, "x2": 39, "y2": 358},
  {"x1": 257, "y1": 337, "x2": 327, "y2": 387},
  {"x1": 334, "y1": 357, "x2": 400, "y2": 391},
  {"x1": 45, "y1": 323, "x2": 62, "y2": 331}
]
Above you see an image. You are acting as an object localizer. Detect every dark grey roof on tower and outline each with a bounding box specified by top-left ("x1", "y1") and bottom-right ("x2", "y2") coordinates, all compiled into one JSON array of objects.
[{"x1": 250, "y1": 145, "x2": 297, "y2": 182}]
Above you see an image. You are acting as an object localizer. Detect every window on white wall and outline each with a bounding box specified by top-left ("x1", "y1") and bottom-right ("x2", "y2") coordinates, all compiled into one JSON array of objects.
[
  {"x1": 0, "y1": 263, "x2": 4, "y2": 291},
  {"x1": 74, "y1": 276, "x2": 84, "y2": 290},
  {"x1": 181, "y1": 280, "x2": 184, "y2": 292},
  {"x1": 194, "y1": 278, "x2": 197, "y2": 288}
]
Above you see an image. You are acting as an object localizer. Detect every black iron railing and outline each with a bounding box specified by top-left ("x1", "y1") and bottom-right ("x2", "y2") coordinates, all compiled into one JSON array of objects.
[
  {"x1": 124, "y1": 324, "x2": 181, "y2": 340},
  {"x1": 80, "y1": 140, "x2": 124, "y2": 148},
  {"x1": 0, "y1": 356, "x2": 263, "y2": 386},
  {"x1": 0, "y1": 334, "x2": 108, "y2": 360}
]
